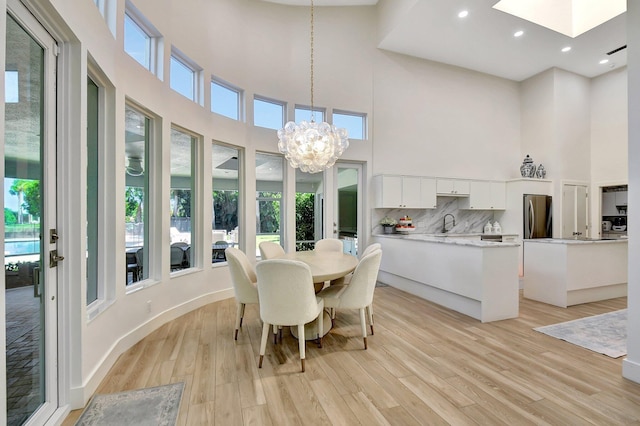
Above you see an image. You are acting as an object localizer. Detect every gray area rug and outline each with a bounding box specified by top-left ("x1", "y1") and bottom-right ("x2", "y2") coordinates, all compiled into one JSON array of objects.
[
  {"x1": 534, "y1": 309, "x2": 627, "y2": 358},
  {"x1": 75, "y1": 382, "x2": 184, "y2": 426}
]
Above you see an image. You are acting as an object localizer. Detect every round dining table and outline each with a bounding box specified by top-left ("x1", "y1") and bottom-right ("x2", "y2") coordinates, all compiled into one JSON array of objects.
[
  {"x1": 281, "y1": 250, "x2": 358, "y2": 286},
  {"x1": 279, "y1": 250, "x2": 358, "y2": 340}
]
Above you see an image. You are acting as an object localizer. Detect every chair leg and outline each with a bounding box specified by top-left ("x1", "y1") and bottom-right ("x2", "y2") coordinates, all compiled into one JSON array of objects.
[
  {"x1": 273, "y1": 324, "x2": 278, "y2": 344},
  {"x1": 240, "y1": 303, "x2": 246, "y2": 327},
  {"x1": 366, "y1": 304, "x2": 374, "y2": 335},
  {"x1": 259, "y1": 321, "x2": 270, "y2": 368},
  {"x1": 317, "y1": 311, "x2": 324, "y2": 348},
  {"x1": 298, "y1": 324, "x2": 306, "y2": 372},
  {"x1": 234, "y1": 303, "x2": 244, "y2": 341},
  {"x1": 359, "y1": 308, "x2": 368, "y2": 350}
]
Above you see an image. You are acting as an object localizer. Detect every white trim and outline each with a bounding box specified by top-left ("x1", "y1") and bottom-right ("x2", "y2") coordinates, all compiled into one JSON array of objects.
[{"x1": 68, "y1": 289, "x2": 235, "y2": 408}]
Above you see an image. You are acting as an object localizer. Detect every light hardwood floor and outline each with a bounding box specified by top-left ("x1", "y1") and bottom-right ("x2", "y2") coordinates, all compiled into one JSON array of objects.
[{"x1": 63, "y1": 286, "x2": 639, "y2": 425}]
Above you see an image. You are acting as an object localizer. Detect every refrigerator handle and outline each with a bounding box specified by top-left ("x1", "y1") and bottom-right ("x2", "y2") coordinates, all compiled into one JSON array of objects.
[{"x1": 529, "y1": 199, "x2": 535, "y2": 237}]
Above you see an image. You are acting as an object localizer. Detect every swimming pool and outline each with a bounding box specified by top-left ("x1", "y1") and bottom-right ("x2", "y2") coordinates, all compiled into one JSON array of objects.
[{"x1": 4, "y1": 240, "x2": 39, "y2": 256}]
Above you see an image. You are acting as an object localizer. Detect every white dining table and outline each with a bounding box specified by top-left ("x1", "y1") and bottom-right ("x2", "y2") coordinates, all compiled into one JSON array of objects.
[
  {"x1": 281, "y1": 250, "x2": 358, "y2": 287},
  {"x1": 279, "y1": 250, "x2": 358, "y2": 340}
]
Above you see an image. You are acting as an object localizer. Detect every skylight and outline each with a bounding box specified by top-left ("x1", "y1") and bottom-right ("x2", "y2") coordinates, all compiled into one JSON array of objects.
[{"x1": 493, "y1": 0, "x2": 626, "y2": 38}]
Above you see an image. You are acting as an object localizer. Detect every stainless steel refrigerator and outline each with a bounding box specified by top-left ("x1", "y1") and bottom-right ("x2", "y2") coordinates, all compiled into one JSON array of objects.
[{"x1": 524, "y1": 194, "x2": 552, "y2": 238}]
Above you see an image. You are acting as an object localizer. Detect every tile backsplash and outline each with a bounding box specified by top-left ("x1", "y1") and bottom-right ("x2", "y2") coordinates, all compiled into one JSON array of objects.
[{"x1": 372, "y1": 197, "x2": 496, "y2": 234}]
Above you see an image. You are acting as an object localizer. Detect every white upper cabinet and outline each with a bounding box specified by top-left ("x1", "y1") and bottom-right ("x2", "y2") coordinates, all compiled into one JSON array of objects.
[
  {"x1": 460, "y1": 181, "x2": 506, "y2": 210},
  {"x1": 436, "y1": 179, "x2": 470, "y2": 196},
  {"x1": 373, "y1": 175, "x2": 437, "y2": 208}
]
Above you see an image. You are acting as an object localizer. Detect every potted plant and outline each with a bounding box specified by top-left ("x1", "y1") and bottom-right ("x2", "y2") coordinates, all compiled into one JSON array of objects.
[{"x1": 380, "y1": 216, "x2": 397, "y2": 234}]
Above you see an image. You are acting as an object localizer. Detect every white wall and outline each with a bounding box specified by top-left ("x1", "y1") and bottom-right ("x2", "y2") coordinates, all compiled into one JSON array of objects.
[
  {"x1": 623, "y1": 0, "x2": 640, "y2": 384},
  {"x1": 372, "y1": 50, "x2": 521, "y2": 180}
]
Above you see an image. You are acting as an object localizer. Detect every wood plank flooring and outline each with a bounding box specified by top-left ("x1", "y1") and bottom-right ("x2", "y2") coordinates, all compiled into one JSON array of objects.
[{"x1": 63, "y1": 287, "x2": 639, "y2": 425}]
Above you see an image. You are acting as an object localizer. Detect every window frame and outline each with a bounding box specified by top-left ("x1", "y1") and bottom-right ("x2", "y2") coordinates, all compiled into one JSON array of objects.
[
  {"x1": 169, "y1": 126, "x2": 199, "y2": 274},
  {"x1": 211, "y1": 76, "x2": 243, "y2": 121},
  {"x1": 124, "y1": 101, "x2": 159, "y2": 293},
  {"x1": 332, "y1": 109, "x2": 367, "y2": 140},
  {"x1": 211, "y1": 141, "x2": 244, "y2": 266},
  {"x1": 170, "y1": 46, "x2": 203, "y2": 104},
  {"x1": 253, "y1": 95, "x2": 286, "y2": 130},
  {"x1": 86, "y1": 60, "x2": 116, "y2": 321},
  {"x1": 124, "y1": 0, "x2": 163, "y2": 77}
]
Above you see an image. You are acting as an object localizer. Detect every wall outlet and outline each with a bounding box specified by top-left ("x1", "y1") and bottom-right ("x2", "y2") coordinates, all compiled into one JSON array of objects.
[{"x1": 146, "y1": 300, "x2": 152, "y2": 313}]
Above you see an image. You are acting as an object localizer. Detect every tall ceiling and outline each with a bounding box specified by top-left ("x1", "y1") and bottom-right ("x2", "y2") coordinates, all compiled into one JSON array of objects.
[{"x1": 261, "y1": 0, "x2": 627, "y2": 82}]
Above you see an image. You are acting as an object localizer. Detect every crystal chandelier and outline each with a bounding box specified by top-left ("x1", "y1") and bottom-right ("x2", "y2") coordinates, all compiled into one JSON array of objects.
[{"x1": 277, "y1": 0, "x2": 349, "y2": 174}]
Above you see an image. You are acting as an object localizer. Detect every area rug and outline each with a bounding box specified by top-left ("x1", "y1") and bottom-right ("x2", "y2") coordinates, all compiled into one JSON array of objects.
[
  {"x1": 534, "y1": 309, "x2": 627, "y2": 358},
  {"x1": 75, "y1": 382, "x2": 184, "y2": 426}
]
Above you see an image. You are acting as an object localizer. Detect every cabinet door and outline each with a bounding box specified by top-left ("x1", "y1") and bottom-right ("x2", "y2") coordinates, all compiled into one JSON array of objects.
[
  {"x1": 401, "y1": 176, "x2": 422, "y2": 208},
  {"x1": 374, "y1": 175, "x2": 403, "y2": 208},
  {"x1": 453, "y1": 180, "x2": 470, "y2": 195},
  {"x1": 467, "y1": 181, "x2": 491, "y2": 209},
  {"x1": 601, "y1": 192, "x2": 617, "y2": 216},
  {"x1": 420, "y1": 177, "x2": 437, "y2": 208},
  {"x1": 436, "y1": 179, "x2": 454, "y2": 194},
  {"x1": 437, "y1": 179, "x2": 470, "y2": 195},
  {"x1": 490, "y1": 181, "x2": 506, "y2": 210}
]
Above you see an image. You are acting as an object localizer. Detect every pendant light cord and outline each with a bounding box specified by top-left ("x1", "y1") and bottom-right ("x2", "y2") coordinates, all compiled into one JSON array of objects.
[{"x1": 310, "y1": 0, "x2": 315, "y2": 122}]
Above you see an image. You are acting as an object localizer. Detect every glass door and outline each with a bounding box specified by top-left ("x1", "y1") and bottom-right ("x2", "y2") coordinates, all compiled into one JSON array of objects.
[
  {"x1": 333, "y1": 163, "x2": 362, "y2": 256},
  {"x1": 4, "y1": 1, "x2": 58, "y2": 424}
]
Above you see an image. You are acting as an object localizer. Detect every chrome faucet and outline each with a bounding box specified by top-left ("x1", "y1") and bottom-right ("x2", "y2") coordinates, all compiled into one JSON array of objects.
[{"x1": 442, "y1": 214, "x2": 456, "y2": 233}]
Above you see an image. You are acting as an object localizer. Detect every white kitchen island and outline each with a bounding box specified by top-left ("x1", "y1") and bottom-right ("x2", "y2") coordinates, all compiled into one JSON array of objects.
[
  {"x1": 373, "y1": 234, "x2": 520, "y2": 322},
  {"x1": 523, "y1": 238, "x2": 628, "y2": 307}
]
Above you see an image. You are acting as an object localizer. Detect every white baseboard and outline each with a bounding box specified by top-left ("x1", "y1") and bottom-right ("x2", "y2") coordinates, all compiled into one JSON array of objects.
[
  {"x1": 69, "y1": 288, "x2": 234, "y2": 409},
  {"x1": 623, "y1": 357, "x2": 640, "y2": 385}
]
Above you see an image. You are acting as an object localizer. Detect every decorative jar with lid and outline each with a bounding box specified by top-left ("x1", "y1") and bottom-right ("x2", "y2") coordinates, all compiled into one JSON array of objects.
[{"x1": 520, "y1": 155, "x2": 537, "y2": 178}]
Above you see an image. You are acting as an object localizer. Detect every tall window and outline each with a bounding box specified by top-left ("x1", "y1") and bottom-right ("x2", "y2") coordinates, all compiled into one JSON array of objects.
[
  {"x1": 170, "y1": 128, "x2": 196, "y2": 272},
  {"x1": 253, "y1": 96, "x2": 285, "y2": 130},
  {"x1": 125, "y1": 105, "x2": 150, "y2": 285},
  {"x1": 296, "y1": 169, "x2": 323, "y2": 251},
  {"x1": 212, "y1": 143, "x2": 241, "y2": 264},
  {"x1": 256, "y1": 152, "x2": 284, "y2": 257},
  {"x1": 211, "y1": 78, "x2": 242, "y2": 120},
  {"x1": 124, "y1": 4, "x2": 161, "y2": 74},
  {"x1": 333, "y1": 110, "x2": 367, "y2": 140},
  {"x1": 87, "y1": 77, "x2": 100, "y2": 303},
  {"x1": 170, "y1": 49, "x2": 201, "y2": 102}
]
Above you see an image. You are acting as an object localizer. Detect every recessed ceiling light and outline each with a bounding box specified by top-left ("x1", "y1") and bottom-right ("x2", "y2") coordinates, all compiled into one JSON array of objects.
[
  {"x1": 599, "y1": 59, "x2": 609, "y2": 64},
  {"x1": 514, "y1": 30, "x2": 524, "y2": 37},
  {"x1": 561, "y1": 46, "x2": 572, "y2": 53},
  {"x1": 458, "y1": 10, "x2": 469, "y2": 18}
]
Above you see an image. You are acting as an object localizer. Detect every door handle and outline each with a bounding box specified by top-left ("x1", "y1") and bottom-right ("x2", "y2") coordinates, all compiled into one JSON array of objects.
[
  {"x1": 33, "y1": 266, "x2": 40, "y2": 298},
  {"x1": 50, "y1": 250, "x2": 65, "y2": 268}
]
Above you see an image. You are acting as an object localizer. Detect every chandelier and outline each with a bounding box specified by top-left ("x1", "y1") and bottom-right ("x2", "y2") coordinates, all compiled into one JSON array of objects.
[{"x1": 277, "y1": 0, "x2": 349, "y2": 174}]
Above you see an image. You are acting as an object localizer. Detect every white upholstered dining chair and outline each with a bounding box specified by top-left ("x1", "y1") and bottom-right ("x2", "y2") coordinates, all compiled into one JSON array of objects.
[
  {"x1": 314, "y1": 238, "x2": 343, "y2": 252},
  {"x1": 259, "y1": 241, "x2": 285, "y2": 259},
  {"x1": 225, "y1": 247, "x2": 259, "y2": 341},
  {"x1": 256, "y1": 259, "x2": 324, "y2": 372},
  {"x1": 331, "y1": 243, "x2": 382, "y2": 286},
  {"x1": 317, "y1": 249, "x2": 382, "y2": 349}
]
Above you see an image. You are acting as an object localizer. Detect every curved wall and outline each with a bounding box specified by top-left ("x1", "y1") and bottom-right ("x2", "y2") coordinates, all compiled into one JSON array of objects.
[{"x1": 4, "y1": 0, "x2": 631, "y2": 410}]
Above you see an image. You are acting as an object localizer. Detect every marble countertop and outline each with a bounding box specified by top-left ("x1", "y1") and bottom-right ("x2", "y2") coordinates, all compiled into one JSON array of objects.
[
  {"x1": 374, "y1": 233, "x2": 520, "y2": 248},
  {"x1": 524, "y1": 238, "x2": 628, "y2": 245}
]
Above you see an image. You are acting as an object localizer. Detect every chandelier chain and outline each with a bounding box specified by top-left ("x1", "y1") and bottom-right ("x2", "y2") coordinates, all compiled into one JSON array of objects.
[{"x1": 310, "y1": 0, "x2": 315, "y2": 120}]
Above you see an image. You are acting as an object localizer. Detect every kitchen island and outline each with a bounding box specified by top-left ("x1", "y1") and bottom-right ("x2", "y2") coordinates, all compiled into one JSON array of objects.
[
  {"x1": 373, "y1": 234, "x2": 520, "y2": 322},
  {"x1": 523, "y1": 238, "x2": 628, "y2": 307}
]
